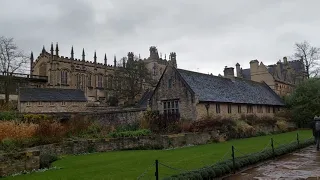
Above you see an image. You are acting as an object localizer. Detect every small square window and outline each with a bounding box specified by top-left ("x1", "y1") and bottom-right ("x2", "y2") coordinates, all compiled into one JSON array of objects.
[
  {"x1": 38, "y1": 101, "x2": 42, "y2": 106},
  {"x1": 62, "y1": 102, "x2": 66, "y2": 106}
]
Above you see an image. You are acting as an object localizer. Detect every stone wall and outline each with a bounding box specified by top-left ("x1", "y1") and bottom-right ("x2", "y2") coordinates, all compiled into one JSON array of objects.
[
  {"x1": 151, "y1": 65, "x2": 197, "y2": 120},
  {"x1": 27, "y1": 131, "x2": 223, "y2": 158},
  {"x1": 19, "y1": 101, "x2": 87, "y2": 113},
  {"x1": 0, "y1": 150, "x2": 40, "y2": 177},
  {"x1": 196, "y1": 103, "x2": 279, "y2": 120}
]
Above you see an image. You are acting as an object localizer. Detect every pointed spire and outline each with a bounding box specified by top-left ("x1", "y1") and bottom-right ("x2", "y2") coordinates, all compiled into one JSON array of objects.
[
  {"x1": 42, "y1": 46, "x2": 46, "y2": 53},
  {"x1": 55, "y1": 43, "x2": 59, "y2": 56},
  {"x1": 139, "y1": 54, "x2": 141, "y2": 59},
  {"x1": 165, "y1": 54, "x2": 167, "y2": 60},
  {"x1": 104, "y1": 53, "x2": 107, "y2": 65},
  {"x1": 71, "y1": 46, "x2": 74, "y2": 59},
  {"x1": 30, "y1": 51, "x2": 34, "y2": 62},
  {"x1": 94, "y1": 51, "x2": 97, "y2": 63},
  {"x1": 123, "y1": 57, "x2": 126, "y2": 68},
  {"x1": 50, "y1": 43, "x2": 54, "y2": 55},
  {"x1": 114, "y1": 55, "x2": 117, "y2": 67},
  {"x1": 82, "y1": 48, "x2": 85, "y2": 61}
]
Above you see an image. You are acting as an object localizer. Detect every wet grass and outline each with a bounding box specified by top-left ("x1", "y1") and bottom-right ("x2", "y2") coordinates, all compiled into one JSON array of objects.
[{"x1": 5, "y1": 130, "x2": 312, "y2": 180}]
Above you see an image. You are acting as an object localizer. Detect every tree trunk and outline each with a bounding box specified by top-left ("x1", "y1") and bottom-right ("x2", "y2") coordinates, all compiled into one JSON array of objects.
[{"x1": 4, "y1": 75, "x2": 10, "y2": 105}]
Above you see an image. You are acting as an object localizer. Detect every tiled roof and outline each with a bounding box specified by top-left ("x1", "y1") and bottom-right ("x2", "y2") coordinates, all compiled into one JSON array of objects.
[
  {"x1": 19, "y1": 88, "x2": 87, "y2": 102},
  {"x1": 137, "y1": 90, "x2": 153, "y2": 108},
  {"x1": 177, "y1": 69, "x2": 284, "y2": 106}
]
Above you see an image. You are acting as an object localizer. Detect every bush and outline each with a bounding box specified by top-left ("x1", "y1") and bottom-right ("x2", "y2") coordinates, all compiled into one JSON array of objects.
[
  {"x1": 40, "y1": 153, "x2": 58, "y2": 169},
  {"x1": 22, "y1": 114, "x2": 50, "y2": 123},
  {"x1": 63, "y1": 115, "x2": 92, "y2": 136},
  {"x1": 233, "y1": 120, "x2": 255, "y2": 138},
  {"x1": 276, "y1": 120, "x2": 288, "y2": 132},
  {"x1": 190, "y1": 116, "x2": 236, "y2": 133},
  {"x1": 0, "y1": 121, "x2": 37, "y2": 141},
  {"x1": 116, "y1": 123, "x2": 140, "y2": 132},
  {"x1": 0, "y1": 111, "x2": 18, "y2": 120},
  {"x1": 108, "y1": 129, "x2": 151, "y2": 138},
  {"x1": 35, "y1": 121, "x2": 66, "y2": 144},
  {"x1": 142, "y1": 110, "x2": 180, "y2": 134}
]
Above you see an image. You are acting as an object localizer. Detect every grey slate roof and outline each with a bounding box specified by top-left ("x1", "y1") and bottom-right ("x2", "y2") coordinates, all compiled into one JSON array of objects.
[
  {"x1": 137, "y1": 90, "x2": 153, "y2": 108},
  {"x1": 177, "y1": 69, "x2": 284, "y2": 106},
  {"x1": 19, "y1": 88, "x2": 87, "y2": 102}
]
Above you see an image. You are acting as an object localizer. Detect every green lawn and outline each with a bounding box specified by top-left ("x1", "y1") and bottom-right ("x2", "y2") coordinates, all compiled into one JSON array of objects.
[{"x1": 5, "y1": 130, "x2": 313, "y2": 180}]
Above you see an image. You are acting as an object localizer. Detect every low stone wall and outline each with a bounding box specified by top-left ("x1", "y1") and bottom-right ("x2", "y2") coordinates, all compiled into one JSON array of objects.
[
  {"x1": 27, "y1": 131, "x2": 220, "y2": 157},
  {"x1": 0, "y1": 150, "x2": 40, "y2": 177}
]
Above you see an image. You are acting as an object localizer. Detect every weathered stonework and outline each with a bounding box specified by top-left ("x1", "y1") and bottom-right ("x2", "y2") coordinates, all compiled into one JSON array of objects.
[
  {"x1": 150, "y1": 66, "x2": 197, "y2": 120},
  {"x1": 0, "y1": 150, "x2": 40, "y2": 177},
  {"x1": 31, "y1": 45, "x2": 177, "y2": 103},
  {"x1": 235, "y1": 57, "x2": 307, "y2": 97},
  {"x1": 19, "y1": 101, "x2": 87, "y2": 113},
  {"x1": 196, "y1": 103, "x2": 278, "y2": 120}
]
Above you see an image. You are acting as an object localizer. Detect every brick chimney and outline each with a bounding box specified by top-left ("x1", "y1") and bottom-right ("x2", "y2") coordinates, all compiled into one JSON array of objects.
[{"x1": 223, "y1": 66, "x2": 235, "y2": 80}]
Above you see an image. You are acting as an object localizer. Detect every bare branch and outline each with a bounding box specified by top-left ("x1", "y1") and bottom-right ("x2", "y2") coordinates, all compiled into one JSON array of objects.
[
  {"x1": 293, "y1": 40, "x2": 320, "y2": 78},
  {"x1": 0, "y1": 36, "x2": 28, "y2": 74}
]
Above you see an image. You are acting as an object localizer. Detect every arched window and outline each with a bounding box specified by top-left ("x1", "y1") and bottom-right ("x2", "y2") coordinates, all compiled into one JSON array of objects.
[
  {"x1": 76, "y1": 74, "x2": 81, "y2": 89},
  {"x1": 87, "y1": 74, "x2": 92, "y2": 87},
  {"x1": 97, "y1": 74, "x2": 103, "y2": 88},
  {"x1": 61, "y1": 71, "x2": 68, "y2": 85}
]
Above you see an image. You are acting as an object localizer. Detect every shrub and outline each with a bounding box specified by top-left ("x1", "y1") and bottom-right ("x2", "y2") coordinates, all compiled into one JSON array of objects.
[
  {"x1": 108, "y1": 129, "x2": 151, "y2": 138},
  {"x1": 40, "y1": 153, "x2": 58, "y2": 169},
  {"x1": 22, "y1": 114, "x2": 50, "y2": 123},
  {"x1": 63, "y1": 115, "x2": 92, "y2": 136},
  {"x1": 0, "y1": 121, "x2": 37, "y2": 141},
  {"x1": 0, "y1": 111, "x2": 18, "y2": 120},
  {"x1": 276, "y1": 120, "x2": 288, "y2": 132},
  {"x1": 190, "y1": 116, "x2": 236, "y2": 133},
  {"x1": 116, "y1": 122, "x2": 140, "y2": 132},
  {"x1": 233, "y1": 120, "x2": 255, "y2": 138},
  {"x1": 35, "y1": 121, "x2": 66, "y2": 144}
]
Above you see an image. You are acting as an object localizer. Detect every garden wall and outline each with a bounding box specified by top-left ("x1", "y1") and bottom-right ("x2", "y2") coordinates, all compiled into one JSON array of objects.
[{"x1": 0, "y1": 150, "x2": 40, "y2": 177}]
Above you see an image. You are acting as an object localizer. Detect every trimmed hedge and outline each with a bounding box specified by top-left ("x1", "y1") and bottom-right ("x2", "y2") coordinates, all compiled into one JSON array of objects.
[{"x1": 163, "y1": 138, "x2": 314, "y2": 180}]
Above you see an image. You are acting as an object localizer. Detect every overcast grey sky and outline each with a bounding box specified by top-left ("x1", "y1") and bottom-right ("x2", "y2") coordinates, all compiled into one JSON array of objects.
[{"x1": 1, "y1": 0, "x2": 320, "y2": 75}]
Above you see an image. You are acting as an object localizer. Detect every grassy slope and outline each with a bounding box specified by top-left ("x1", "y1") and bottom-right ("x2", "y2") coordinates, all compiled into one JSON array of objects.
[{"x1": 5, "y1": 130, "x2": 312, "y2": 180}]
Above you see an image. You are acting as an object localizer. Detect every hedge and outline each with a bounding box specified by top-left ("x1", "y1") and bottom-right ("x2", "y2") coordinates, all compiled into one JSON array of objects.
[{"x1": 162, "y1": 138, "x2": 314, "y2": 180}]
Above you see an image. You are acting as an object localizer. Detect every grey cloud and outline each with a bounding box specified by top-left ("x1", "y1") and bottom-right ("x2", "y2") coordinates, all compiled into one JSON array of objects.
[{"x1": 1, "y1": 0, "x2": 320, "y2": 75}]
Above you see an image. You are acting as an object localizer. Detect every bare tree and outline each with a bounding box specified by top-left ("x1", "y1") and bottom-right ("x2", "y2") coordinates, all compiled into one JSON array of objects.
[
  {"x1": 0, "y1": 36, "x2": 29, "y2": 104},
  {"x1": 293, "y1": 40, "x2": 320, "y2": 78},
  {"x1": 110, "y1": 55, "x2": 153, "y2": 106}
]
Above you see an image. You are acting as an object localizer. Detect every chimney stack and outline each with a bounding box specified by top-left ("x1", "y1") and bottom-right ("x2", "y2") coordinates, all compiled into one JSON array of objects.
[
  {"x1": 223, "y1": 66, "x2": 235, "y2": 80},
  {"x1": 235, "y1": 63, "x2": 241, "y2": 77}
]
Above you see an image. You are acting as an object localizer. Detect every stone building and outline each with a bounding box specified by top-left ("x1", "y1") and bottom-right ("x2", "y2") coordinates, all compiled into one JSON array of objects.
[
  {"x1": 234, "y1": 57, "x2": 307, "y2": 97},
  {"x1": 0, "y1": 71, "x2": 47, "y2": 102},
  {"x1": 18, "y1": 88, "x2": 87, "y2": 113},
  {"x1": 150, "y1": 65, "x2": 284, "y2": 121},
  {"x1": 30, "y1": 44, "x2": 177, "y2": 105}
]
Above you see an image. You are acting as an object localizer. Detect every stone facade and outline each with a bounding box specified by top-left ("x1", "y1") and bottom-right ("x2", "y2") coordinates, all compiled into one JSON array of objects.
[
  {"x1": 151, "y1": 66, "x2": 284, "y2": 121},
  {"x1": 150, "y1": 66, "x2": 197, "y2": 120},
  {"x1": 235, "y1": 57, "x2": 307, "y2": 97},
  {"x1": 31, "y1": 44, "x2": 177, "y2": 104},
  {"x1": 18, "y1": 101, "x2": 87, "y2": 113},
  {"x1": 196, "y1": 103, "x2": 280, "y2": 120}
]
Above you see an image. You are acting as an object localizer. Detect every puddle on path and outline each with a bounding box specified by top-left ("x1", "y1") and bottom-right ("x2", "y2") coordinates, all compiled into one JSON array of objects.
[{"x1": 224, "y1": 146, "x2": 320, "y2": 180}]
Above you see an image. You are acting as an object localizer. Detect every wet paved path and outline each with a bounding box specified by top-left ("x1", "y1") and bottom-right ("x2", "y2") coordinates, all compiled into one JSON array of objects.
[{"x1": 224, "y1": 145, "x2": 320, "y2": 180}]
